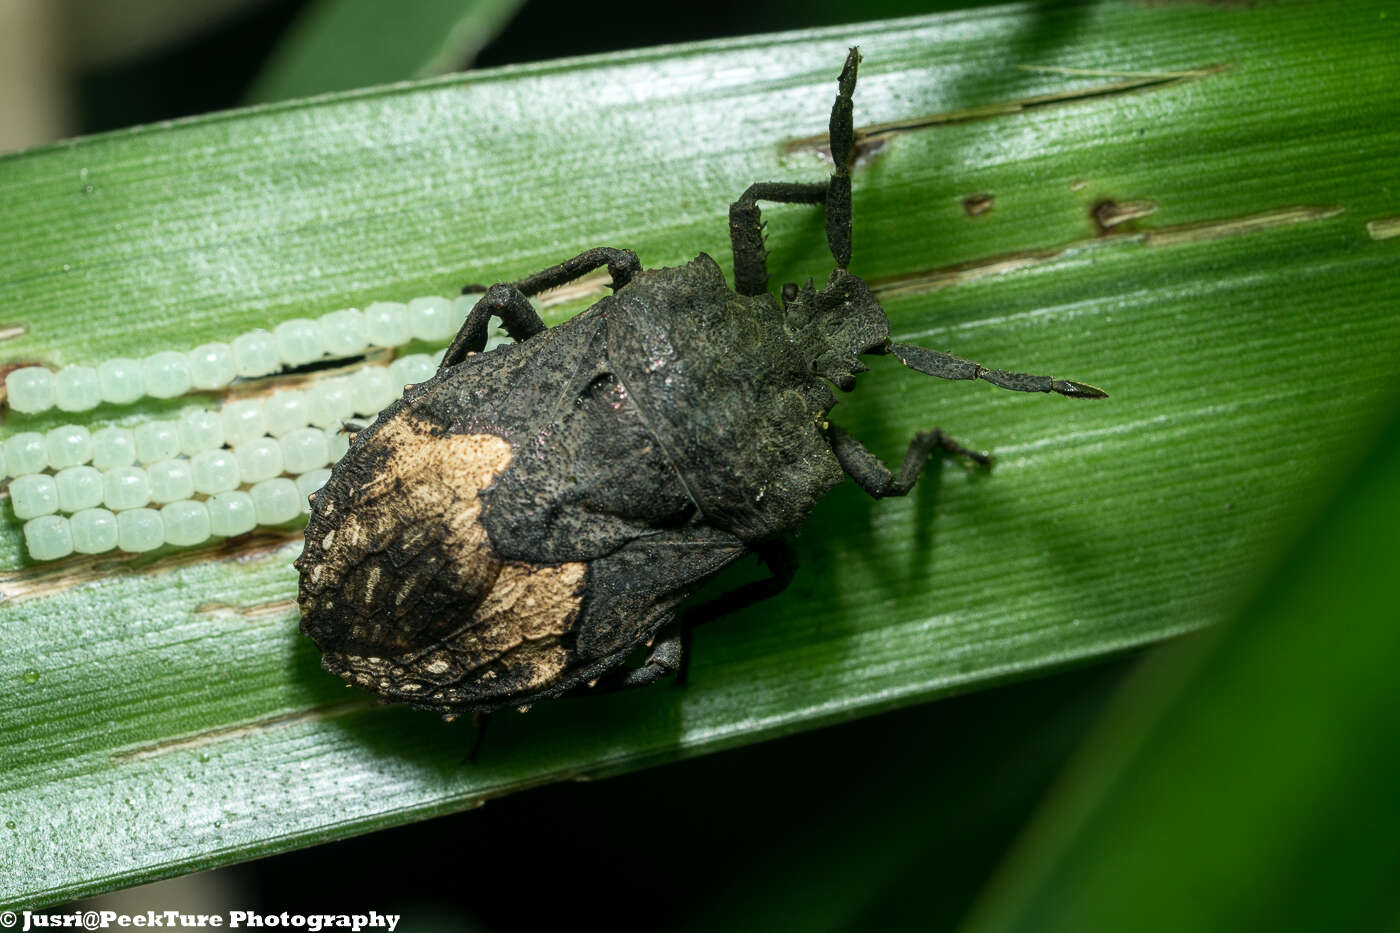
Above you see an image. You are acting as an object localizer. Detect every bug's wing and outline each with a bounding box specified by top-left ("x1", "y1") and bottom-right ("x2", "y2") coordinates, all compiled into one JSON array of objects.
[{"x1": 479, "y1": 356, "x2": 702, "y2": 565}]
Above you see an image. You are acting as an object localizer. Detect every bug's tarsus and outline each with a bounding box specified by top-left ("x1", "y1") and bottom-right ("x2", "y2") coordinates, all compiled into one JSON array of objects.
[
  {"x1": 441, "y1": 284, "x2": 546, "y2": 370},
  {"x1": 572, "y1": 626, "x2": 683, "y2": 695},
  {"x1": 825, "y1": 47, "x2": 861, "y2": 270},
  {"x1": 442, "y1": 247, "x2": 641, "y2": 369},
  {"x1": 621, "y1": 630, "x2": 685, "y2": 689},
  {"x1": 727, "y1": 46, "x2": 862, "y2": 296},
  {"x1": 829, "y1": 423, "x2": 992, "y2": 499},
  {"x1": 887, "y1": 342, "x2": 1109, "y2": 400}
]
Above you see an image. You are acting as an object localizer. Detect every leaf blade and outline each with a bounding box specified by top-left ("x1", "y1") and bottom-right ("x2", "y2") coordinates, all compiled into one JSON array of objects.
[{"x1": 2, "y1": 0, "x2": 1398, "y2": 907}]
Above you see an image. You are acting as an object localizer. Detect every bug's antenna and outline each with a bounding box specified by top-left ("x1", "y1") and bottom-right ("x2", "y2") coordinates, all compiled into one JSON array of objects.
[
  {"x1": 888, "y1": 342, "x2": 1109, "y2": 399},
  {"x1": 825, "y1": 47, "x2": 861, "y2": 270}
]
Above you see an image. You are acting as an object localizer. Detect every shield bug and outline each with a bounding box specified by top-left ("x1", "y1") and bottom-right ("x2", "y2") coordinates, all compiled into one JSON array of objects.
[{"x1": 296, "y1": 49, "x2": 1105, "y2": 716}]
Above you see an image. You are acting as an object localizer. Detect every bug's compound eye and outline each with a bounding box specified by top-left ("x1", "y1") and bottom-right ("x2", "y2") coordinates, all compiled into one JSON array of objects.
[{"x1": 781, "y1": 282, "x2": 800, "y2": 304}]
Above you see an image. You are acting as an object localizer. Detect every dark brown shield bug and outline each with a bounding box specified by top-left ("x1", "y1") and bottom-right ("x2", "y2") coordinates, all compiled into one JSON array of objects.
[{"x1": 296, "y1": 49, "x2": 1105, "y2": 718}]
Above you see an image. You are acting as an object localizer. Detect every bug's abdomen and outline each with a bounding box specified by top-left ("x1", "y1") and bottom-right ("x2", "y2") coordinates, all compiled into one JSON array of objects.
[{"x1": 297, "y1": 415, "x2": 588, "y2": 709}]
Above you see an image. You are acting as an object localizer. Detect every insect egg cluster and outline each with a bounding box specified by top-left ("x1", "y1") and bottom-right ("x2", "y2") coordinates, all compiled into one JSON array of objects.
[
  {"x1": 2, "y1": 296, "x2": 468, "y2": 414},
  {"x1": 4, "y1": 291, "x2": 519, "y2": 562}
]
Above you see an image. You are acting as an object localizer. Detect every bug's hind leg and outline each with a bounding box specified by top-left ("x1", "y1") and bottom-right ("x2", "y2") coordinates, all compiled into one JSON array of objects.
[
  {"x1": 465, "y1": 711, "x2": 491, "y2": 763},
  {"x1": 675, "y1": 537, "x2": 798, "y2": 684},
  {"x1": 887, "y1": 343, "x2": 1109, "y2": 400},
  {"x1": 729, "y1": 47, "x2": 861, "y2": 296},
  {"x1": 829, "y1": 423, "x2": 993, "y2": 498},
  {"x1": 442, "y1": 247, "x2": 641, "y2": 369},
  {"x1": 583, "y1": 539, "x2": 798, "y2": 694},
  {"x1": 682, "y1": 537, "x2": 797, "y2": 634}
]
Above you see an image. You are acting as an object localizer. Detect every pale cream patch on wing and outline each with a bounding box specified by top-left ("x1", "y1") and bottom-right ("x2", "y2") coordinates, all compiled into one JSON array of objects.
[
  {"x1": 302, "y1": 415, "x2": 588, "y2": 707},
  {"x1": 443, "y1": 560, "x2": 588, "y2": 689},
  {"x1": 312, "y1": 421, "x2": 515, "y2": 619}
]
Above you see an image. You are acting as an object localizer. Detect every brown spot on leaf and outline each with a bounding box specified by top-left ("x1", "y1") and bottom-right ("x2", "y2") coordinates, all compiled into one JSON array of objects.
[{"x1": 1092, "y1": 198, "x2": 1159, "y2": 234}]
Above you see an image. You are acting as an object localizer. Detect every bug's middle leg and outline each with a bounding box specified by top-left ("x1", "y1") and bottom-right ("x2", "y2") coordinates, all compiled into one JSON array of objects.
[
  {"x1": 442, "y1": 246, "x2": 641, "y2": 368},
  {"x1": 828, "y1": 423, "x2": 992, "y2": 498},
  {"x1": 440, "y1": 283, "x2": 544, "y2": 369}
]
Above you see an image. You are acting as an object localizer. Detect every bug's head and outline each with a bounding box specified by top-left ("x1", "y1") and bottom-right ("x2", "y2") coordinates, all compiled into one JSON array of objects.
[{"x1": 783, "y1": 268, "x2": 889, "y2": 391}]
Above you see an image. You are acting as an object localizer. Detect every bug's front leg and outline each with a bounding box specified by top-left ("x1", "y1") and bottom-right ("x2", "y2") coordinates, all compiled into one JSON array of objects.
[
  {"x1": 442, "y1": 246, "x2": 641, "y2": 369},
  {"x1": 729, "y1": 47, "x2": 860, "y2": 296},
  {"x1": 828, "y1": 424, "x2": 992, "y2": 499},
  {"x1": 511, "y1": 246, "x2": 641, "y2": 297}
]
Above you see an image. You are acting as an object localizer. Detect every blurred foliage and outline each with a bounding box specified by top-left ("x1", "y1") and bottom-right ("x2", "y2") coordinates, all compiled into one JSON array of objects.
[
  {"x1": 964, "y1": 396, "x2": 1400, "y2": 933},
  {"x1": 244, "y1": 0, "x2": 527, "y2": 103}
]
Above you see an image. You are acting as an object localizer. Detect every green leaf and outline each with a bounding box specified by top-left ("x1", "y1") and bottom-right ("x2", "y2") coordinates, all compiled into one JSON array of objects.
[
  {"x1": 243, "y1": 0, "x2": 525, "y2": 103},
  {"x1": 960, "y1": 385, "x2": 1400, "y2": 933},
  {"x1": 2, "y1": 0, "x2": 1397, "y2": 908}
]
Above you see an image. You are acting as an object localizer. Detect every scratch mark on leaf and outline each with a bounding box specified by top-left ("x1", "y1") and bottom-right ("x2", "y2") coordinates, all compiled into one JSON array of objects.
[
  {"x1": 1144, "y1": 205, "x2": 1344, "y2": 247},
  {"x1": 787, "y1": 64, "x2": 1228, "y2": 152},
  {"x1": 1093, "y1": 199, "x2": 1159, "y2": 233},
  {"x1": 875, "y1": 249, "x2": 1068, "y2": 298},
  {"x1": 194, "y1": 598, "x2": 298, "y2": 621},
  {"x1": 1365, "y1": 216, "x2": 1400, "y2": 240},
  {"x1": 1017, "y1": 64, "x2": 1224, "y2": 81},
  {"x1": 872, "y1": 204, "x2": 1344, "y2": 297},
  {"x1": 112, "y1": 700, "x2": 376, "y2": 762}
]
